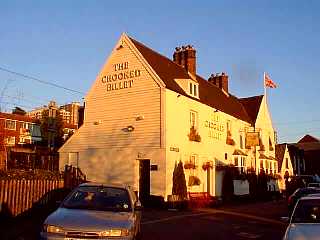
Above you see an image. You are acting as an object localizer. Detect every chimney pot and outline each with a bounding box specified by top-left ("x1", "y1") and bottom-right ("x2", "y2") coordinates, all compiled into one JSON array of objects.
[
  {"x1": 172, "y1": 44, "x2": 196, "y2": 76},
  {"x1": 208, "y1": 72, "x2": 229, "y2": 93}
]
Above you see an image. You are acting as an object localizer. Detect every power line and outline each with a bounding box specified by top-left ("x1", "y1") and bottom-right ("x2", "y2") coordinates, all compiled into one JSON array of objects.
[{"x1": 0, "y1": 66, "x2": 85, "y2": 95}]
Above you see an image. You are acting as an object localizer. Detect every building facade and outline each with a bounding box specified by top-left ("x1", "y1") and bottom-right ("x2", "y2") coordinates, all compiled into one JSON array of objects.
[
  {"x1": 59, "y1": 34, "x2": 278, "y2": 199},
  {"x1": 295, "y1": 135, "x2": 320, "y2": 175},
  {"x1": 28, "y1": 101, "x2": 80, "y2": 126},
  {"x1": 0, "y1": 112, "x2": 42, "y2": 169}
]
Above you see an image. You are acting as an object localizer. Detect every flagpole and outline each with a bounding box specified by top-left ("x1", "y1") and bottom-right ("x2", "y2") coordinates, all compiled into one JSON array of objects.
[{"x1": 263, "y1": 72, "x2": 267, "y2": 97}]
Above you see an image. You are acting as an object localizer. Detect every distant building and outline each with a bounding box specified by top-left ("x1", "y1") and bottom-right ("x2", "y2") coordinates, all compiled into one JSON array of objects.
[
  {"x1": 276, "y1": 144, "x2": 295, "y2": 191},
  {"x1": 60, "y1": 102, "x2": 81, "y2": 126},
  {"x1": 0, "y1": 112, "x2": 42, "y2": 170},
  {"x1": 294, "y1": 135, "x2": 320, "y2": 175},
  {"x1": 59, "y1": 34, "x2": 278, "y2": 200},
  {"x1": 28, "y1": 101, "x2": 81, "y2": 127}
]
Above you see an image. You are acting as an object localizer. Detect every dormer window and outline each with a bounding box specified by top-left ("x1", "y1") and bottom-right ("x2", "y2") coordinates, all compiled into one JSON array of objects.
[
  {"x1": 189, "y1": 81, "x2": 199, "y2": 98},
  {"x1": 174, "y1": 78, "x2": 199, "y2": 98}
]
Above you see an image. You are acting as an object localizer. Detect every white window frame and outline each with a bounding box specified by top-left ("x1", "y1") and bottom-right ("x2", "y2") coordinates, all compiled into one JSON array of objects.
[
  {"x1": 5, "y1": 120, "x2": 16, "y2": 130},
  {"x1": 190, "y1": 110, "x2": 198, "y2": 129},
  {"x1": 5, "y1": 136, "x2": 15, "y2": 145}
]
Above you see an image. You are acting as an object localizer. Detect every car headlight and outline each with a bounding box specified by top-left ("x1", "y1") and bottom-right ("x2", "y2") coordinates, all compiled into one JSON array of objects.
[
  {"x1": 42, "y1": 224, "x2": 65, "y2": 234},
  {"x1": 99, "y1": 229, "x2": 130, "y2": 237}
]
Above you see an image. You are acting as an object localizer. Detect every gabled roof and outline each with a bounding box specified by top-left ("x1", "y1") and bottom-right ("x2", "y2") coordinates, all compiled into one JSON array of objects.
[
  {"x1": 129, "y1": 37, "x2": 252, "y2": 123},
  {"x1": 275, "y1": 143, "x2": 287, "y2": 171},
  {"x1": 239, "y1": 95, "x2": 263, "y2": 124},
  {"x1": 298, "y1": 134, "x2": 320, "y2": 143}
]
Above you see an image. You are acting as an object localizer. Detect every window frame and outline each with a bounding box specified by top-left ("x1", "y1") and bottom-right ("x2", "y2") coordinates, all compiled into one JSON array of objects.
[
  {"x1": 5, "y1": 120, "x2": 16, "y2": 130},
  {"x1": 190, "y1": 110, "x2": 198, "y2": 129}
]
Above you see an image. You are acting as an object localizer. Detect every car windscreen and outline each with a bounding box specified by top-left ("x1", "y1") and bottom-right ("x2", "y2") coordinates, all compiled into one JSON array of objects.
[
  {"x1": 295, "y1": 188, "x2": 320, "y2": 198},
  {"x1": 292, "y1": 199, "x2": 320, "y2": 223},
  {"x1": 61, "y1": 186, "x2": 132, "y2": 212}
]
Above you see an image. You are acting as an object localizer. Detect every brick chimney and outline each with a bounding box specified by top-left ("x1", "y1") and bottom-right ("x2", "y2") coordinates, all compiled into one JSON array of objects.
[
  {"x1": 208, "y1": 72, "x2": 229, "y2": 93},
  {"x1": 173, "y1": 45, "x2": 196, "y2": 76}
]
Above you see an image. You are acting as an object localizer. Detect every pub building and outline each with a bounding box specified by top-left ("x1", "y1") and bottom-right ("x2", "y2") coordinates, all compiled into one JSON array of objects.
[{"x1": 59, "y1": 33, "x2": 278, "y2": 200}]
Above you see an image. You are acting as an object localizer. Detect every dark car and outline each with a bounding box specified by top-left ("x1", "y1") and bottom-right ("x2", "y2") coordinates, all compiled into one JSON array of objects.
[{"x1": 288, "y1": 187, "x2": 320, "y2": 215}]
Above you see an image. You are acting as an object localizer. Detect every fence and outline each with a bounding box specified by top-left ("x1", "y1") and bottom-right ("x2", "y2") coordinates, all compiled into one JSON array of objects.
[{"x1": 0, "y1": 179, "x2": 64, "y2": 217}]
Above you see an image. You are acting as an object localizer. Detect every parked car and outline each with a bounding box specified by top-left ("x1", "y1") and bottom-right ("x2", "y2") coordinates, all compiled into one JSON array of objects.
[
  {"x1": 40, "y1": 183, "x2": 142, "y2": 240},
  {"x1": 283, "y1": 195, "x2": 320, "y2": 240},
  {"x1": 308, "y1": 182, "x2": 320, "y2": 188},
  {"x1": 287, "y1": 187, "x2": 320, "y2": 215}
]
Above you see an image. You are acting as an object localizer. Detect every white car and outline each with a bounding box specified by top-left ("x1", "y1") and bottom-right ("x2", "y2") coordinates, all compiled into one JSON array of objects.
[
  {"x1": 40, "y1": 183, "x2": 142, "y2": 240},
  {"x1": 283, "y1": 195, "x2": 320, "y2": 240}
]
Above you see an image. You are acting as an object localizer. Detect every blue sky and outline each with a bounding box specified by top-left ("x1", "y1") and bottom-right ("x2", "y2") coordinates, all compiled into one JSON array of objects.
[{"x1": 0, "y1": 0, "x2": 319, "y2": 143}]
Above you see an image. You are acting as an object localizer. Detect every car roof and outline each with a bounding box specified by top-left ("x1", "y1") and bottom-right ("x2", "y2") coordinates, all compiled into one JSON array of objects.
[{"x1": 78, "y1": 182, "x2": 131, "y2": 190}]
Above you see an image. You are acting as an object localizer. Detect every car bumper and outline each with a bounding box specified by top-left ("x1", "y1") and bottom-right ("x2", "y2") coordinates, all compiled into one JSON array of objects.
[{"x1": 40, "y1": 232, "x2": 134, "y2": 240}]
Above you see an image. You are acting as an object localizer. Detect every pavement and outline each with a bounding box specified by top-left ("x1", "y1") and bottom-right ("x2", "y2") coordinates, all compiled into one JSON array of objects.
[{"x1": 1, "y1": 199, "x2": 288, "y2": 240}]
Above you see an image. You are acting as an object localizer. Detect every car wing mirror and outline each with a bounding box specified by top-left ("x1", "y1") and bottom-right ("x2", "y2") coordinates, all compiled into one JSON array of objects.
[{"x1": 134, "y1": 201, "x2": 143, "y2": 211}]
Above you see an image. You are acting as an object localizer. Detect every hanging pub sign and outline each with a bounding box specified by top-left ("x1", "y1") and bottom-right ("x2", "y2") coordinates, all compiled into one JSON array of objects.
[
  {"x1": 101, "y1": 62, "x2": 141, "y2": 91},
  {"x1": 245, "y1": 132, "x2": 260, "y2": 148}
]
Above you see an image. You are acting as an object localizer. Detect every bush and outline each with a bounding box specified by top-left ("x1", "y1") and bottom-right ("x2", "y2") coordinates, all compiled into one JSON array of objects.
[
  {"x1": 172, "y1": 161, "x2": 187, "y2": 200},
  {"x1": 0, "y1": 169, "x2": 62, "y2": 180}
]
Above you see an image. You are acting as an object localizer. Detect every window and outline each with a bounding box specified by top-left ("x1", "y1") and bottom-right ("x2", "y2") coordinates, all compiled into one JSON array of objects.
[
  {"x1": 274, "y1": 162, "x2": 277, "y2": 173},
  {"x1": 240, "y1": 134, "x2": 243, "y2": 149},
  {"x1": 190, "y1": 111, "x2": 198, "y2": 128},
  {"x1": 21, "y1": 122, "x2": 30, "y2": 129},
  {"x1": 260, "y1": 160, "x2": 264, "y2": 169},
  {"x1": 227, "y1": 120, "x2": 232, "y2": 132},
  {"x1": 188, "y1": 81, "x2": 199, "y2": 98},
  {"x1": 234, "y1": 156, "x2": 238, "y2": 166},
  {"x1": 5, "y1": 120, "x2": 16, "y2": 130},
  {"x1": 286, "y1": 158, "x2": 289, "y2": 169},
  {"x1": 225, "y1": 153, "x2": 228, "y2": 160},
  {"x1": 190, "y1": 154, "x2": 197, "y2": 166},
  {"x1": 5, "y1": 136, "x2": 15, "y2": 145},
  {"x1": 234, "y1": 156, "x2": 246, "y2": 173}
]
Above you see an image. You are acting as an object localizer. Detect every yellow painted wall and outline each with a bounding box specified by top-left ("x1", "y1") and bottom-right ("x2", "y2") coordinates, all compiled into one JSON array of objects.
[
  {"x1": 279, "y1": 145, "x2": 294, "y2": 191},
  {"x1": 165, "y1": 88, "x2": 253, "y2": 197}
]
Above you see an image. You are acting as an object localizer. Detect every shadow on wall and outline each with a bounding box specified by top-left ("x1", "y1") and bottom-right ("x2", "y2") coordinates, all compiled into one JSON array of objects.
[{"x1": 80, "y1": 120, "x2": 163, "y2": 188}]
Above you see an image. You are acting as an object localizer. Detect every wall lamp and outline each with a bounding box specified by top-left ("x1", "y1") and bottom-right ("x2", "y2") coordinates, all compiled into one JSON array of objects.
[{"x1": 127, "y1": 125, "x2": 135, "y2": 132}]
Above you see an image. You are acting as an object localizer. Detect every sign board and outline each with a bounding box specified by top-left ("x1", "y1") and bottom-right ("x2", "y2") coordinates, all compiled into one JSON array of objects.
[
  {"x1": 170, "y1": 147, "x2": 180, "y2": 152},
  {"x1": 245, "y1": 132, "x2": 260, "y2": 147},
  {"x1": 150, "y1": 165, "x2": 158, "y2": 171}
]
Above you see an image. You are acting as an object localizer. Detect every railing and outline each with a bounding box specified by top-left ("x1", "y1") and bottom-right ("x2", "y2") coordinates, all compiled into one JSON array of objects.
[
  {"x1": 64, "y1": 165, "x2": 87, "y2": 189},
  {"x1": 0, "y1": 179, "x2": 64, "y2": 216}
]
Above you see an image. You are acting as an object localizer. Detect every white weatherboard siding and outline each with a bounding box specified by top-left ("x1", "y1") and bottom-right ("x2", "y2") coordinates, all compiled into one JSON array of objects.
[{"x1": 59, "y1": 35, "x2": 166, "y2": 196}]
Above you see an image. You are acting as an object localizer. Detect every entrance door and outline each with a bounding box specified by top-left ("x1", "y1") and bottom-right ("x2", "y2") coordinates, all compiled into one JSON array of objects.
[
  {"x1": 139, "y1": 159, "x2": 150, "y2": 205},
  {"x1": 207, "y1": 168, "x2": 211, "y2": 195}
]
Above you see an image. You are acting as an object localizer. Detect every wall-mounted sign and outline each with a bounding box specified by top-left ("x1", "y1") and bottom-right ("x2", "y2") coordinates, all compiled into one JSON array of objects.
[
  {"x1": 150, "y1": 165, "x2": 158, "y2": 171},
  {"x1": 101, "y1": 62, "x2": 141, "y2": 91},
  {"x1": 170, "y1": 147, "x2": 180, "y2": 152},
  {"x1": 204, "y1": 113, "x2": 225, "y2": 140}
]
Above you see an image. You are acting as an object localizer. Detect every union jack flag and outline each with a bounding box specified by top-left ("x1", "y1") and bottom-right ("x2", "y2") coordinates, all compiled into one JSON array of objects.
[{"x1": 264, "y1": 73, "x2": 277, "y2": 88}]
